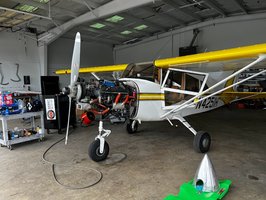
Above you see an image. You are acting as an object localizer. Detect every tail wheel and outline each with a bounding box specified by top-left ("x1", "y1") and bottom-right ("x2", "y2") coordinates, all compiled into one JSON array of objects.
[
  {"x1": 126, "y1": 120, "x2": 138, "y2": 134},
  {"x1": 193, "y1": 131, "x2": 211, "y2": 153},
  {"x1": 89, "y1": 139, "x2": 109, "y2": 162}
]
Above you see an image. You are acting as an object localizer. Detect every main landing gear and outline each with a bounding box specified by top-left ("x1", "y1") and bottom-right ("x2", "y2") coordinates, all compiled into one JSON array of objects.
[
  {"x1": 173, "y1": 116, "x2": 211, "y2": 153},
  {"x1": 193, "y1": 131, "x2": 211, "y2": 153},
  {"x1": 88, "y1": 121, "x2": 111, "y2": 162},
  {"x1": 126, "y1": 119, "x2": 139, "y2": 134}
]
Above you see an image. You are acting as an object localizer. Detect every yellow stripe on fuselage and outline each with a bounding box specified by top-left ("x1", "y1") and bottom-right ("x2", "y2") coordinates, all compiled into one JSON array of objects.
[{"x1": 138, "y1": 93, "x2": 165, "y2": 101}]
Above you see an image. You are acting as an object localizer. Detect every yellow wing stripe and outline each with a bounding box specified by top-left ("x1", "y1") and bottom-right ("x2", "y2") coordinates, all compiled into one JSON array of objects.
[
  {"x1": 154, "y1": 43, "x2": 266, "y2": 68},
  {"x1": 138, "y1": 93, "x2": 165, "y2": 101},
  {"x1": 55, "y1": 64, "x2": 128, "y2": 74}
]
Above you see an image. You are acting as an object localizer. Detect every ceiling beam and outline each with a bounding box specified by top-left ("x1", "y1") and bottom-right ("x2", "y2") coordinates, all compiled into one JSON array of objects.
[
  {"x1": 65, "y1": 31, "x2": 121, "y2": 45},
  {"x1": 70, "y1": 0, "x2": 100, "y2": 9},
  {"x1": 203, "y1": 0, "x2": 227, "y2": 17},
  {"x1": 162, "y1": 0, "x2": 202, "y2": 21},
  {"x1": 232, "y1": 0, "x2": 248, "y2": 14},
  {"x1": 38, "y1": 0, "x2": 156, "y2": 44},
  {"x1": 122, "y1": 13, "x2": 166, "y2": 31},
  {"x1": 10, "y1": 0, "x2": 78, "y2": 18},
  {"x1": 141, "y1": 6, "x2": 185, "y2": 26}
]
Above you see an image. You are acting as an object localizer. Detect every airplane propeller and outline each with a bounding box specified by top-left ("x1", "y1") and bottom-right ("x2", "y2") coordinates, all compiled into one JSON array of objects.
[{"x1": 65, "y1": 32, "x2": 81, "y2": 145}]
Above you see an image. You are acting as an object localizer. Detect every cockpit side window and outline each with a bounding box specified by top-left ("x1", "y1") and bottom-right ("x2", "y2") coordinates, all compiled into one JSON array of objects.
[
  {"x1": 122, "y1": 63, "x2": 157, "y2": 82},
  {"x1": 162, "y1": 69, "x2": 208, "y2": 106}
]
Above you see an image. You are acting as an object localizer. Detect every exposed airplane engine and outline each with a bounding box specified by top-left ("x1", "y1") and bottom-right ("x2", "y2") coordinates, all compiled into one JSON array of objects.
[{"x1": 76, "y1": 79, "x2": 137, "y2": 122}]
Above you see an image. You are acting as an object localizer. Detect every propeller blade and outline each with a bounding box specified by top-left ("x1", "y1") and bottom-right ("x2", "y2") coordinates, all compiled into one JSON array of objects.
[
  {"x1": 70, "y1": 32, "x2": 81, "y2": 88},
  {"x1": 65, "y1": 32, "x2": 81, "y2": 145},
  {"x1": 65, "y1": 96, "x2": 72, "y2": 145}
]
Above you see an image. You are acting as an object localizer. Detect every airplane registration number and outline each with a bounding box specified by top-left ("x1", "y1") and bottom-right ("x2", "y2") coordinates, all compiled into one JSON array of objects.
[{"x1": 195, "y1": 97, "x2": 219, "y2": 109}]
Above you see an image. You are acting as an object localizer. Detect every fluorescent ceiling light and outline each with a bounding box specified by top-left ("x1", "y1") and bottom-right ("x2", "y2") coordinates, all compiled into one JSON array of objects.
[
  {"x1": 39, "y1": 0, "x2": 50, "y2": 3},
  {"x1": 90, "y1": 23, "x2": 106, "y2": 29},
  {"x1": 15, "y1": 5, "x2": 38, "y2": 13},
  {"x1": 134, "y1": 24, "x2": 148, "y2": 30},
  {"x1": 121, "y1": 30, "x2": 132, "y2": 35},
  {"x1": 106, "y1": 15, "x2": 124, "y2": 23}
]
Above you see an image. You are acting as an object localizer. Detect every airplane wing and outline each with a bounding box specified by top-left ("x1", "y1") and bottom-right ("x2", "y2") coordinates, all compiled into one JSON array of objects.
[
  {"x1": 155, "y1": 43, "x2": 266, "y2": 72},
  {"x1": 55, "y1": 64, "x2": 127, "y2": 74},
  {"x1": 55, "y1": 43, "x2": 266, "y2": 74}
]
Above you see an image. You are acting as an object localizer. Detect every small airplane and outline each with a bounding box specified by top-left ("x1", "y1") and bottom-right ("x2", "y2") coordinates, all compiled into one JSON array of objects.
[{"x1": 58, "y1": 32, "x2": 266, "y2": 162}]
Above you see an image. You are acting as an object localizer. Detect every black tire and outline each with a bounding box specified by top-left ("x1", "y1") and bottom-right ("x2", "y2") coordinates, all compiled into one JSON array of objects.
[
  {"x1": 193, "y1": 131, "x2": 211, "y2": 153},
  {"x1": 126, "y1": 120, "x2": 138, "y2": 134},
  {"x1": 88, "y1": 139, "x2": 109, "y2": 162}
]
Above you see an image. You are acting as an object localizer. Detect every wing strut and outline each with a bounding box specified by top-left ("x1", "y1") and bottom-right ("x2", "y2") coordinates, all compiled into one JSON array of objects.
[{"x1": 161, "y1": 54, "x2": 266, "y2": 119}]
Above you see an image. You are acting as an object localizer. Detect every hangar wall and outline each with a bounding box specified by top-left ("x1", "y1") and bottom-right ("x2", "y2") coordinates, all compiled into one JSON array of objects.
[
  {"x1": 114, "y1": 17, "x2": 266, "y2": 64},
  {"x1": 0, "y1": 31, "x2": 42, "y2": 91},
  {"x1": 48, "y1": 37, "x2": 114, "y2": 89}
]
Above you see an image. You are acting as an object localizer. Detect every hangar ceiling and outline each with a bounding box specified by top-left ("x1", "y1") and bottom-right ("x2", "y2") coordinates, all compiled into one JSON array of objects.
[{"x1": 0, "y1": 0, "x2": 266, "y2": 45}]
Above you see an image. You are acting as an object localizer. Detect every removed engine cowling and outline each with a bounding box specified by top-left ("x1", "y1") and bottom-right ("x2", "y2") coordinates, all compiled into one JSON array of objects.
[{"x1": 76, "y1": 79, "x2": 137, "y2": 122}]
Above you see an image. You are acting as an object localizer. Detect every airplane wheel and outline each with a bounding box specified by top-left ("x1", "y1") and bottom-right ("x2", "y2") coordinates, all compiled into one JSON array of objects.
[
  {"x1": 88, "y1": 139, "x2": 109, "y2": 162},
  {"x1": 193, "y1": 131, "x2": 211, "y2": 153},
  {"x1": 127, "y1": 120, "x2": 138, "y2": 134}
]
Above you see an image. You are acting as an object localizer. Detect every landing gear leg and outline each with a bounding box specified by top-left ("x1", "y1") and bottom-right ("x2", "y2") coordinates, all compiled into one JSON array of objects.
[
  {"x1": 88, "y1": 121, "x2": 111, "y2": 162},
  {"x1": 173, "y1": 116, "x2": 211, "y2": 153}
]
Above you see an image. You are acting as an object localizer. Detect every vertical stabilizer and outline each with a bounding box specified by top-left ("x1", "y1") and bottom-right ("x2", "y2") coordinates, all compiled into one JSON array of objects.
[{"x1": 193, "y1": 154, "x2": 219, "y2": 192}]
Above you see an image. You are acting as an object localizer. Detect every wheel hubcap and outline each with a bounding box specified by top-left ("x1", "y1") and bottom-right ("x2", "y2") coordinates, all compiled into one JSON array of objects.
[
  {"x1": 96, "y1": 147, "x2": 104, "y2": 156},
  {"x1": 202, "y1": 138, "x2": 209, "y2": 148}
]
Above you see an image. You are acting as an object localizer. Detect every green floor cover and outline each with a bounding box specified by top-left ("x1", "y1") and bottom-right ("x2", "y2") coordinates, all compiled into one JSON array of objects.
[{"x1": 164, "y1": 180, "x2": 231, "y2": 200}]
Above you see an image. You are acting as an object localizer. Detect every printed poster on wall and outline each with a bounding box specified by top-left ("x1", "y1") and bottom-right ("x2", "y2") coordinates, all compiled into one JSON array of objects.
[{"x1": 45, "y1": 98, "x2": 56, "y2": 120}]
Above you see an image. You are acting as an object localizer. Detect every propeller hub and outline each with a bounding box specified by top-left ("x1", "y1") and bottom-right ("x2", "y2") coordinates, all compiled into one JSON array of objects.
[{"x1": 62, "y1": 87, "x2": 70, "y2": 95}]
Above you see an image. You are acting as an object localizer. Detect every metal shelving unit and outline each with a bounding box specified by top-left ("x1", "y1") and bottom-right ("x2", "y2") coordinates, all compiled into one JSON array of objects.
[{"x1": 0, "y1": 111, "x2": 44, "y2": 150}]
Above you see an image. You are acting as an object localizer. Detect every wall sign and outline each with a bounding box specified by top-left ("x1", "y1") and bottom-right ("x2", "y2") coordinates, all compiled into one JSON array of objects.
[{"x1": 45, "y1": 98, "x2": 56, "y2": 120}]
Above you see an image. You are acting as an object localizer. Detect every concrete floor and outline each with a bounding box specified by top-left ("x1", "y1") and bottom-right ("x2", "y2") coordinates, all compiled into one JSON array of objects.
[{"x1": 0, "y1": 107, "x2": 265, "y2": 200}]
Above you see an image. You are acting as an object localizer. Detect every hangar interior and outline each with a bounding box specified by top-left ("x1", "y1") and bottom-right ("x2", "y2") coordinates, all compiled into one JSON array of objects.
[{"x1": 0, "y1": 0, "x2": 265, "y2": 199}]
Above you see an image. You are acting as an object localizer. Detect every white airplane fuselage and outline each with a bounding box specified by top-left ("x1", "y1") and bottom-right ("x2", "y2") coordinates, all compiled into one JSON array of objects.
[{"x1": 120, "y1": 78, "x2": 225, "y2": 122}]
